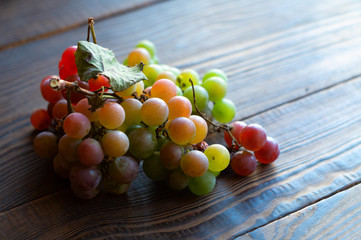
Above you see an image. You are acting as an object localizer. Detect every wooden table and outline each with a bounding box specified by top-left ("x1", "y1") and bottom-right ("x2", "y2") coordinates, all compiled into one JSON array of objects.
[{"x1": 1, "y1": 0, "x2": 361, "y2": 239}]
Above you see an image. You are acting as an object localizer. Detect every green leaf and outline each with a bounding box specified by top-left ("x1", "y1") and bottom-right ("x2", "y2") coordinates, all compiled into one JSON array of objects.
[{"x1": 75, "y1": 41, "x2": 147, "y2": 92}]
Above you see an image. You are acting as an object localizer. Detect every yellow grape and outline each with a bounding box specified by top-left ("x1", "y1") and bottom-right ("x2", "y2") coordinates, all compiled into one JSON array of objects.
[
  {"x1": 134, "y1": 81, "x2": 145, "y2": 97},
  {"x1": 140, "y1": 98, "x2": 169, "y2": 126},
  {"x1": 156, "y1": 71, "x2": 177, "y2": 84},
  {"x1": 204, "y1": 144, "x2": 230, "y2": 172},
  {"x1": 168, "y1": 117, "x2": 196, "y2": 145},
  {"x1": 127, "y1": 48, "x2": 151, "y2": 66},
  {"x1": 101, "y1": 130, "x2": 129, "y2": 157},
  {"x1": 115, "y1": 84, "x2": 137, "y2": 97},
  {"x1": 189, "y1": 115, "x2": 208, "y2": 144},
  {"x1": 120, "y1": 98, "x2": 142, "y2": 126},
  {"x1": 167, "y1": 96, "x2": 192, "y2": 121},
  {"x1": 151, "y1": 79, "x2": 177, "y2": 103},
  {"x1": 98, "y1": 101, "x2": 125, "y2": 129}
]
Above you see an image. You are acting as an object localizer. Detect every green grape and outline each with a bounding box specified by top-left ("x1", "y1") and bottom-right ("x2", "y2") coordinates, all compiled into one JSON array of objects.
[
  {"x1": 177, "y1": 69, "x2": 200, "y2": 91},
  {"x1": 157, "y1": 135, "x2": 169, "y2": 151},
  {"x1": 33, "y1": 131, "x2": 58, "y2": 158},
  {"x1": 168, "y1": 66, "x2": 181, "y2": 77},
  {"x1": 128, "y1": 127, "x2": 157, "y2": 159},
  {"x1": 183, "y1": 85, "x2": 209, "y2": 112},
  {"x1": 142, "y1": 64, "x2": 163, "y2": 87},
  {"x1": 176, "y1": 86, "x2": 183, "y2": 96},
  {"x1": 204, "y1": 144, "x2": 230, "y2": 172},
  {"x1": 103, "y1": 178, "x2": 131, "y2": 195},
  {"x1": 140, "y1": 98, "x2": 169, "y2": 127},
  {"x1": 180, "y1": 150, "x2": 208, "y2": 177},
  {"x1": 123, "y1": 56, "x2": 128, "y2": 66},
  {"x1": 168, "y1": 168, "x2": 191, "y2": 190},
  {"x1": 208, "y1": 170, "x2": 220, "y2": 177},
  {"x1": 212, "y1": 98, "x2": 236, "y2": 123},
  {"x1": 142, "y1": 152, "x2": 168, "y2": 181},
  {"x1": 201, "y1": 76, "x2": 227, "y2": 102},
  {"x1": 159, "y1": 141, "x2": 183, "y2": 170},
  {"x1": 125, "y1": 124, "x2": 143, "y2": 136},
  {"x1": 58, "y1": 134, "x2": 81, "y2": 162},
  {"x1": 152, "y1": 55, "x2": 159, "y2": 64},
  {"x1": 136, "y1": 40, "x2": 156, "y2": 58},
  {"x1": 120, "y1": 98, "x2": 142, "y2": 126},
  {"x1": 101, "y1": 130, "x2": 129, "y2": 158},
  {"x1": 188, "y1": 171, "x2": 216, "y2": 196},
  {"x1": 203, "y1": 68, "x2": 228, "y2": 83}
]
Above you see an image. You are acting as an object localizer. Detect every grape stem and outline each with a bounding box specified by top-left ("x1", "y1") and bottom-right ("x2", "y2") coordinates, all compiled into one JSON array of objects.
[
  {"x1": 188, "y1": 79, "x2": 242, "y2": 150},
  {"x1": 87, "y1": 17, "x2": 97, "y2": 44}
]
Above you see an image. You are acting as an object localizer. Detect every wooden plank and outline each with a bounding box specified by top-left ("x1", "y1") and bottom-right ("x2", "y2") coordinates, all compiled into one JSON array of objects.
[
  {"x1": 2, "y1": 74, "x2": 361, "y2": 239},
  {"x1": 236, "y1": 183, "x2": 361, "y2": 239},
  {"x1": 1, "y1": 0, "x2": 361, "y2": 212},
  {"x1": 0, "y1": 0, "x2": 162, "y2": 50}
]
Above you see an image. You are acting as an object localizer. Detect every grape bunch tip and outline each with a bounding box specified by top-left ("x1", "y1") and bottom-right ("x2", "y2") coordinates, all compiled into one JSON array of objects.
[{"x1": 31, "y1": 20, "x2": 280, "y2": 199}]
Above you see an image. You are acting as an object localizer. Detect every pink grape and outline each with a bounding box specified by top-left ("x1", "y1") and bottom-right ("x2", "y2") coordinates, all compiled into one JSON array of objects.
[
  {"x1": 63, "y1": 112, "x2": 91, "y2": 139},
  {"x1": 254, "y1": 137, "x2": 280, "y2": 164},
  {"x1": 239, "y1": 124, "x2": 267, "y2": 151}
]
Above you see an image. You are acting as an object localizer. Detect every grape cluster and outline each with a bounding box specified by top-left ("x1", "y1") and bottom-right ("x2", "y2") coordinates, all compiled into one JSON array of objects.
[{"x1": 31, "y1": 40, "x2": 279, "y2": 199}]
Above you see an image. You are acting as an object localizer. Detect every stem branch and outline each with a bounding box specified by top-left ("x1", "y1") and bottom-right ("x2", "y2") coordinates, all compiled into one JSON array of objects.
[{"x1": 88, "y1": 17, "x2": 97, "y2": 44}]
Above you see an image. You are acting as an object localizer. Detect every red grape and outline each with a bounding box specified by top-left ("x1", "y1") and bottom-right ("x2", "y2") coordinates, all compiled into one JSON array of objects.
[
  {"x1": 61, "y1": 46, "x2": 77, "y2": 69},
  {"x1": 239, "y1": 124, "x2": 267, "y2": 151},
  {"x1": 61, "y1": 74, "x2": 89, "y2": 104},
  {"x1": 254, "y1": 137, "x2": 280, "y2": 164},
  {"x1": 31, "y1": 109, "x2": 52, "y2": 130},
  {"x1": 40, "y1": 75, "x2": 63, "y2": 103},
  {"x1": 231, "y1": 151, "x2": 257, "y2": 176},
  {"x1": 88, "y1": 74, "x2": 110, "y2": 92},
  {"x1": 224, "y1": 121, "x2": 246, "y2": 149}
]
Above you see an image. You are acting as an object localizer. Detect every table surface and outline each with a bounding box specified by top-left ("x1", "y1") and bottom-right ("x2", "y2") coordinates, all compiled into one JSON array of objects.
[{"x1": 1, "y1": 0, "x2": 361, "y2": 239}]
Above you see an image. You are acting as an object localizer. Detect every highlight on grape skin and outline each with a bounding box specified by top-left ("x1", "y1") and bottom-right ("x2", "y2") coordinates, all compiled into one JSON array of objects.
[{"x1": 30, "y1": 37, "x2": 280, "y2": 199}]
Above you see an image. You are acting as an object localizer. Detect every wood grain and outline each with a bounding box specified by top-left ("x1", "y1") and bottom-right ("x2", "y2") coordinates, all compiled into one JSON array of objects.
[
  {"x1": 236, "y1": 183, "x2": 361, "y2": 239},
  {"x1": 1, "y1": 0, "x2": 361, "y2": 213},
  {"x1": 0, "y1": 0, "x2": 162, "y2": 50},
  {"x1": 2, "y1": 75, "x2": 361, "y2": 239}
]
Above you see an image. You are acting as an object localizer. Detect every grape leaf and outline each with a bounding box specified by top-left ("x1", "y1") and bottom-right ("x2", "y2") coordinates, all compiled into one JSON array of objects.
[{"x1": 75, "y1": 41, "x2": 147, "y2": 92}]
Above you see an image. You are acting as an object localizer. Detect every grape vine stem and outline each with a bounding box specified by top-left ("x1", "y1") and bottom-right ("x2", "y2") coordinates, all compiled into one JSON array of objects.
[
  {"x1": 189, "y1": 79, "x2": 242, "y2": 150},
  {"x1": 87, "y1": 17, "x2": 97, "y2": 44}
]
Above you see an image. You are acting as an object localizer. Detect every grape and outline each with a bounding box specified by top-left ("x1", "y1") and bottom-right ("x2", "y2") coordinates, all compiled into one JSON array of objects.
[
  {"x1": 143, "y1": 152, "x2": 168, "y2": 181},
  {"x1": 47, "y1": 102, "x2": 55, "y2": 118},
  {"x1": 88, "y1": 74, "x2": 110, "y2": 92},
  {"x1": 254, "y1": 137, "x2": 280, "y2": 164},
  {"x1": 140, "y1": 98, "x2": 169, "y2": 127},
  {"x1": 204, "y1": 144, "x2": 230, "y2": 172},
  {"x1": 168, "y1": 168, "x2": 191, "y2": 190},
  {"x1": 183, "y1": 85, "x2": 209, "y2": 112},
  {"x1": 120, "y1": 98, "x2": 142, "y2": 126},
  {"x1": 33, "y1": 131, "x2": 58, "y2": 158},
  {"x1": 231, "y1": 151, "x2": 257, "y2": 176},
  {"x1": 134, "y1": 81, "x2": 145, "y2": 97},
  {"x1": 224, "y1": 121, "x2": 247, "y2": 149},
  {"x1": 75, "y1": 98, "x2": 99, "y2": 122},
  {"x1": 101, "y1": 130, "x2": 129, "y2": 157},
  {"x1": 128, "y1": 48, "x2": 151, "y2": 66},
  {"x1": 156, "y1": 71, "x2": 177, "y2": 84},
  {"x1": 168, "y1": 117, "x2": 196, "y2": 145},
  {"x1": 53, "y1": 153, "x2": 73, "y2": 179},
  {"x1": 159, "y1": 141, "x2": 183, "y2": 170},
  {"x1": 144, "y1": 86, "x2": 152, "y2": 98},
  {"x1": 203, "y1": 68, "x2": 228, "y2": 83},
  {"x1": 180, "y1": 150, "x2": 208, "y2": 177},
  {"x1": 98, "y1": 101, "x2": 125, "y2": 129},
  {"x1": 123, "y1": 56, "x2": 128, "y2": 66},
  {"x1": 58, "y1": 134, "x2": 81, "y2": 162},
  {"x1": 189, "y1": 115, "x2": 208, "y2": 144},
  {"x1": 60, "y1": 45, "x2": 77, "y2": 70},
  {"x1": 239, "y1": 124, "x2": 267, "y2": 151},
  {"x1": 188, "y1": 171, "x2": 216, "y2": 196},
  {"x1": 63, "y1": 112, "x2": 91, "y2": 139},
  {"x1": 176, "y1": 86, "x2": 183, "y2": 96},
  {"x1": 128, "y1": 127, "x2": 157, "y2": 159},
  {"x1": 62, "y1": 74, "x2": 89, "y2": 104},
  {"x1": 115, "y1": 84, "x2": 137, "y2": 97},
  {"x1": 40, "y1": 75, "x2": 63, "y2": 103},
  {"x1": 167, "y1": 66, "x2": 181, "y2": 77},
  {"x1": 103, "y1": 178, "x2": 131, "y2": 195},
  {"x1": 151, "y1": 79, "x2": 177, "y2": 103},
  {"x1": 136, "y1": 40, "x2": 156, "y2": 58},
  {"x1": 109, "y1": 156, "x2": 139, "y2": 184},
  {"x1": 142, "y1": 64, "x2": 163, "y2": 87},
  {"x1": 212, "y1": 98, "x2": 236, "y2": 123},
  {"x1": 202, "y1": 76, "x2": 227, "y2": 102},
  {"x1": 30, "y1": 109, "x2": 52, "y2": 130},
  {"x1": 59, "y1": 65, "x2": 78, "y2": 80},
  {"x1": 125, "y1": 124, "x2": 143, "y2": 136},
  {"x1": 78, "y1": 138, "x2": 104, "y2": 166},
  {"x1": 167, "y1": 96, "x2": 192, "y2": 121},
  {"x1": 177, "y1": 69, "x2": 200, "y2": 91},
  {"x1": 70, "y1": 164, "x2": 101, "y2": 199},
  {"x1": 52, "y1": 99, "x2": 69, "y2": 120},
  {"x1": 208, "y1": 170, "x2": 220, "y2": 177}
]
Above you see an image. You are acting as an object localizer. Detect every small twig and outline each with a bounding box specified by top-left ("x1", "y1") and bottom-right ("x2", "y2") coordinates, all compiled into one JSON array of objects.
[
  {"x1": 50, "y1": 77, "x2": 95, "y2": 96},
  {"x1": 66, "y1": 89, "x2": 74, "y2": 114},
  {"x1": 189, "y1": 79, "x2": 242, "y2": 150},
  {"x1": 88, "y1": 17, "x2": 97, "y2": 44}
]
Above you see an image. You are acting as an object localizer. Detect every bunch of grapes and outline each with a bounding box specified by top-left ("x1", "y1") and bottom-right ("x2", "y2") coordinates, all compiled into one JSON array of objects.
[{"x1": 31, "y1": 39, "x2": 279, "y2": 199}]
